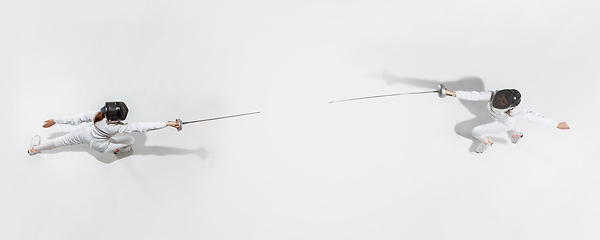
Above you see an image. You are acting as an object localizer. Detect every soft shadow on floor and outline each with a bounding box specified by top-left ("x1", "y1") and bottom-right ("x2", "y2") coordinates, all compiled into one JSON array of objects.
[
  {"x1": 375, "y1": 71, "x2": 508, "y2": 152},
  {"x1": 42, "y1": 132, "x2": 207, "y2": 164}
]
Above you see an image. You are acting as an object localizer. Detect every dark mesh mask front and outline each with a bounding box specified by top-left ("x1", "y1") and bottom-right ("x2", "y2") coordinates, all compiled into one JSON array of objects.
[{"x1": 492, "y1": 89, "x2": 521, "y2": 109}]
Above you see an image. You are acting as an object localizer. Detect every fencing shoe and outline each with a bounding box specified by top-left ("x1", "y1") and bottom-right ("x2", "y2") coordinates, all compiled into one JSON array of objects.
[
  {"x1": 510, "y1": 132, "x2": 523, "y2": 144},
  {"x1": 475, "y1": 138, "x2": 493, "y2": 154},
  {"x1": 114, "y1": 145, "x2": 132, "y2": 154},
  {"x1": 28, "y1": 135, "x2": 41, "y2": 156}
]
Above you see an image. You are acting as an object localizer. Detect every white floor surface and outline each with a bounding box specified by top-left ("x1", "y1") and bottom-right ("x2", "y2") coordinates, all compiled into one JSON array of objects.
[{"x1": 2, "y1": 0, "x2": 600, "y2": 239}]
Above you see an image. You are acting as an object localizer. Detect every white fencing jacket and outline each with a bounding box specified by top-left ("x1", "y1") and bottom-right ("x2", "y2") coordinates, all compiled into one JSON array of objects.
[
  {"x1": 456, "y1": 90, "x2": 559, "y2": 128},
  {"x1": 54, "y1": 110, "x2": 167, "y2": 152}
]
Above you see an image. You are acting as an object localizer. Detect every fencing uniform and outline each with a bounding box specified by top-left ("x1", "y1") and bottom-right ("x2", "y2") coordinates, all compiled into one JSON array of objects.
[
  {"x1": 456, "y1": 90, "x2": 559, "y2": 143},
  {"x1": 34, "y1": 110, "x2": 167, "y2": 153}
]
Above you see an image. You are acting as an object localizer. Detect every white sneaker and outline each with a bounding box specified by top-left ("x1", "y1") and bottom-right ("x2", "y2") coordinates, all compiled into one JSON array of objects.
[
  {"x1": 114, "y1": 145, "x2": 132, "y2": 154},
  {"x1": 475, "y1": 138, "x2": 493, "y2": 154},
  {"x1": 510, "y1": 132, "x2": 523, "y2": 144},
  {"x1": 28, "y1": 135, "x2": 41, "y2": 156}
]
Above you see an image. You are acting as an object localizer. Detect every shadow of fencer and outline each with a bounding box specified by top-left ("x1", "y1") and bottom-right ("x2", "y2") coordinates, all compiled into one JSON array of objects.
[
  {"x1": 47, "y1": 131, "x2": 71, "y2": 139},
  {"x1": 41, "y1": 131, "x2": 207, "y2": 164},
  {"x1": 376, "y1": 71, "x2": 508, "y2": 152},
  {"x1": 110, "y1": 132, "x2": 208, "y2": 163}
]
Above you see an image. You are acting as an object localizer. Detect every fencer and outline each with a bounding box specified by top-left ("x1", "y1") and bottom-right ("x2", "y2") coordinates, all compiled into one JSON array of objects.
[
  {"x1": 444, "y1": 89, "x2": 570, "y2": 154},
  {"x1": 28, "y1": 101, "x2": 180, "y2": 156}
]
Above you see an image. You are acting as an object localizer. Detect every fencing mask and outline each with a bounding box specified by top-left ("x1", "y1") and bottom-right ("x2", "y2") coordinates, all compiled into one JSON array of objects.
[
  {"x1": 492, "y1": 89, "x2": 521, "y2": 109},
  {"x1": 101, "y1": 101, "x2": 129, "y2": 121}
]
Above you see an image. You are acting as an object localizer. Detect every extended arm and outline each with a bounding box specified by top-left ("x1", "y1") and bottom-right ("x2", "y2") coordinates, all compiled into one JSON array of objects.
[
  {"x1": 446, "y1": 90, "x2": 493, "y2": 101},
  {"x1": 115, "y1": 120, "x2": 180, "y2": 133},
  {"x1": 511, "y1": 107, "x2": 570, "y2": 130},
  {"x1": 43, "y1": 110, "x2": 98, "y2": 128}
]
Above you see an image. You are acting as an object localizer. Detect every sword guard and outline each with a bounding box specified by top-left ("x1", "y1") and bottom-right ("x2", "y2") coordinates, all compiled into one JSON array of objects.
[
  {"x1": 438, "y1": 84, "x2": 446, "y2": 98},
  {"x1": 176, "y1": 118, "x2": 183, "y2": 131}
]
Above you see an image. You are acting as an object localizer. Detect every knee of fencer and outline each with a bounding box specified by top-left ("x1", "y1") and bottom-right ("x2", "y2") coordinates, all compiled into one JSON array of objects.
[
  {"x1": 471, "y1": 127, "x2": 482, "y2": 138},
  {"x1": 53, "y1": 138, "x2": 65, "y2": 147}
]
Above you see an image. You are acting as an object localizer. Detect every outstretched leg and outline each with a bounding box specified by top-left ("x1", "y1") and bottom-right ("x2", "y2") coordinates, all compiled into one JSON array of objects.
[
  {"x1": 34, "y1": 139, "x2": 58, "y2": 152},
  {"x1": 471, "y1": 121, "x2": 513, "y2": 153},
  {"x1": 29, "y1": 129, "x2": 87, "y2": 155}
]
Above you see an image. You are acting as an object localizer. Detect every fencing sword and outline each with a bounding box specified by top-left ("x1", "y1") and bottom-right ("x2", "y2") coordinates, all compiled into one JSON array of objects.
[
  {"x1": 329, "y1": 84, "x2": 447, "y2": 103},
  {"x1": 176, "y1": 112, "x2": 260, "y2": 131}
]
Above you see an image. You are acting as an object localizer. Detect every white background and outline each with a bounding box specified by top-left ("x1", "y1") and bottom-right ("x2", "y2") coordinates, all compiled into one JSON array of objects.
[{"x1": 2, "y1": 0, "x2": 600, "y2": 239}]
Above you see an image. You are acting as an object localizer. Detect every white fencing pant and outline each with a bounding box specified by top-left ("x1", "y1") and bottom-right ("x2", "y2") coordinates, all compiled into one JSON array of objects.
[
  {"x1": 33, "y1": 128, "x2": 134, "y2": 153},
  {"x1": 104, "y1": 136, "x2": 134, "y2": 153},
  {"x1": 472, "y1": 121, "x2": 518, "y2": 143},
  {"x1": 32, "y1": 128, "x2": 91, "y2": 152},
  {"x1": 34, "y1": 139, "x2": 59, "y2": 152}
]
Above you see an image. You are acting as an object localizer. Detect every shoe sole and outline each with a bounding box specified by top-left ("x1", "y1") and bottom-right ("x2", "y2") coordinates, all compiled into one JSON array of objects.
[
  {"x1": 511, "y1": 134, "x2": 524, "y2": 144},
  {"x1": 476, "y1": 142, "x2": 493, "y2": 154},
  {"x1": 29, "y1": 136, "x2": 41, "y2": 156}
]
